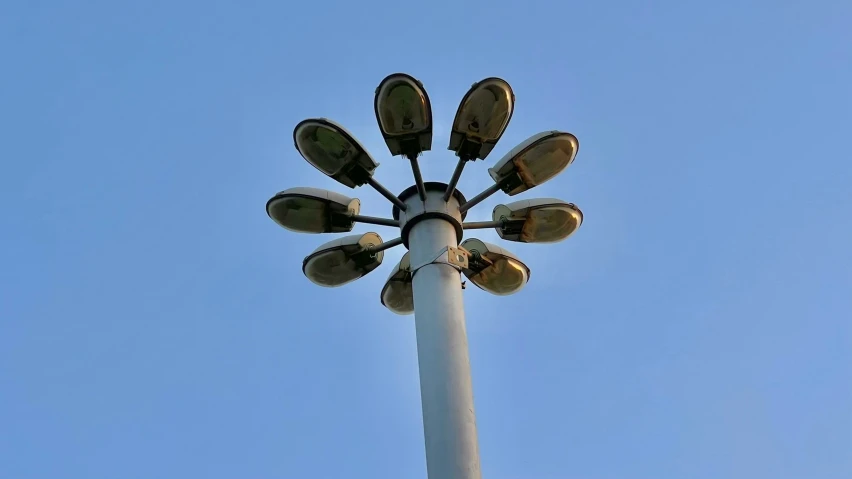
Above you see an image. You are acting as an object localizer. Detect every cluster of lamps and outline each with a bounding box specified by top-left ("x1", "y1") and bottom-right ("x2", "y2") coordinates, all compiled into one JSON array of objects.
[{"x1": 265, "y1": 73, "x2": 584, "y2": 313}]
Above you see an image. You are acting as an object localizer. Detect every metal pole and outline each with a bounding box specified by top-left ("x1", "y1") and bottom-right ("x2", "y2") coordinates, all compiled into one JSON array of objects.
[{"x1": 407, "y1": 190, "x2": 482, "y2": 479}]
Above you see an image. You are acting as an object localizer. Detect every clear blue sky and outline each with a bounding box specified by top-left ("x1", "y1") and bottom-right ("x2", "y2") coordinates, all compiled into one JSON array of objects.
[{"x1": 2, "y1": 1, "x2": 850, "y2": 478}]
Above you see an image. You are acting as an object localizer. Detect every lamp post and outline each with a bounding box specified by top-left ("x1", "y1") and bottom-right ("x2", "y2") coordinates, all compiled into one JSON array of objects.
[{"x1": 266, "y1": 73, "x2": 584, "y2": 479}]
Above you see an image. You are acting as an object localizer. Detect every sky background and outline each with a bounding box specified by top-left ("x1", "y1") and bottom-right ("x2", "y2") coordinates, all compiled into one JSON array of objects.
[{"x1": 1, "y1": 1, "x2": 851, "y2": 478}]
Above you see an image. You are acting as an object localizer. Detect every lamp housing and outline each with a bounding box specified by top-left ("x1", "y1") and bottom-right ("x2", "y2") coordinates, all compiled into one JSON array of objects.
[
  {"x1": 488, "y1": 131, "x2": 579, "y2": 196},
  {"x1": 374, "y1": 73, "x2": 433, "y2": 157},
  {"x1": 380, "y1": 252, "x2": 414, "y2": 315},
  {"x1": 266, "y1": 187, "x2": 360, "y2": 233},
  {"x1": 459, "y1": 238, "x2": 530, "y2": 296},
  {"x1": 492, "y1": 198, "x2": 583, "y2": 243},
  {"x1": 294, "y1": 118, "x2": 379, "y2": 188},
  {"x1": 302, "y1": 232, "x2": 384, "y2": 287},
  {"x1": 448, "y1": 77, "x2": 515, "y2": 161}
]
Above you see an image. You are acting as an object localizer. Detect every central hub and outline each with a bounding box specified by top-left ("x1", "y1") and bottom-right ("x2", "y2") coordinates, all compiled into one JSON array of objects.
[{"x1": 392, "y1": 182, "x2": 468, "y2": 248}]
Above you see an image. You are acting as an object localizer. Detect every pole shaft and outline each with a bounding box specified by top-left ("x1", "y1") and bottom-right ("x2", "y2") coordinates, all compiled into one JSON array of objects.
[{"x1": 409, "y1": 213, "x2": 482, "y2": 479}]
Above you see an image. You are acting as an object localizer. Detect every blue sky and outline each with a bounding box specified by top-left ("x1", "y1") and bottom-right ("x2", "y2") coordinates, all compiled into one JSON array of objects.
[{"x1": 1, "y1": 1, "x2": 850, "y2": 478}]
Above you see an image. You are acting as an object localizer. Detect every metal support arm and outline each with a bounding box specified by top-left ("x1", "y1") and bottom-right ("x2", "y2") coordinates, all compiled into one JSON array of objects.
[
  {"x1": 369, "y1": 237, "x2": 403, "y2": 254},
  {"x1": 458, "y1": 182, "x2": 503, "y2": 214},
  {"x1": 443, "y1": 157, "x2": 468, "y2": 202},
  {"x1": 408, "y1": 153, "x2": 428, "y2": 202},
  {"x1": 349, "y1": 214, "x2": 400, "y2": 227},
  {"x1": 462, "y1": 220, "x2": 504, "y2": 230},
  {"x1": 367, "y1": 177, "x2": 408, "y2": 211}
]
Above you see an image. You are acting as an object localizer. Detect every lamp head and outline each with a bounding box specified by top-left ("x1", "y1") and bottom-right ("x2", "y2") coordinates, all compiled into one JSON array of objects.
[
  {"x1": 380, "y1": 252, "x2": 414, "y2": 315},
  {"x1": 448, "y1": 77, "x2": 515, "y2": 161},
  {"x1": 266, "y1": 187, "x2": 361, "y2": 234},
  {"x1": 293, "y1": 118, "x2": 379, "y2": 188},
  {"x1": 302, "y1": 232, "x2": 384, "y2": 287},
  {"x1": 459, "y1": 238, "x2": 530, "y2": 296},
  {"x1": 492, "y1": 198, "x2": 583, "y2": 243},
  {"x1": 374, "y1": 73, "x2": 432, "y2": 158},
  {"x1": 488, "y1": 131, "x2": 579, "y2": 196}
]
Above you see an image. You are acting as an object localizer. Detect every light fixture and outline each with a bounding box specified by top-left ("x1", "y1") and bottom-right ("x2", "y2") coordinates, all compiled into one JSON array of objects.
[
  {"x1": 459, "y1": 238, "x2": 530, "y2": 296},
  {"x1": 448, "y1": 77, "x2": 514, "y2": 161},
  {"x1": 380, "y1": 252, "x2": 414, "y2": 315},
  {"x1": 302, "y1": 232, "x2": 384, "y2": 287},
  {"x1": 488, "y1": 131, "x2": 579, "y2": 196},
  {"x1": 294, "y1": 118, "x2": 379, "y2": 188},
  {"x1": 266, "y1": 187, "x2": 361, "y2": 234},
  {"x1": 270, "y1": 73, "x2": 587, "y2": 479},
  {"x1": 492, "y1": 198, "x2": 583, "y2": 243},
  {"x1": 374, "y1": 73, "x2": 432, "y2": 158}
]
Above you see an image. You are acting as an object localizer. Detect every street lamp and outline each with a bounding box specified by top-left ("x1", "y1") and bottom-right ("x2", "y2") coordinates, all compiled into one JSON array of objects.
[
  {"x1": 294, "y1": 117, "x2": 408, "y2": 211},
  {"x1": 459, "y1": 238, "x2": 530, "y2": 295},
  {"x1": 380, "y1": 252, "x2": 414, "y2": 315},
  {"x1": 456, "y1": 130, "x2": 579, "y2": 214},
  {"x1": 488, "y1": 130, "x2": 579, "y2": 196},
  {"x1": 448, "y1": 77, "x2": 514, "y2": 161},
  {"x1": 293, "y1": 118, "x2": 378, "y2": 188},
  {"x1": 302, "y1": 232, "x2": 386, "y2": 287},
  {"x1": 266, "y1": 187, "x2": 361, "y2": 233},
  {"x1": 266, "y1": 73, "x2": 585, "y2": 479},
  {"x1": 374, "y1": 73, "x2": 433, "y2": 157},
  {"x1": 492, "y1": 198, "x2": 584, "y2": 243},
  {"x1": 374, "y1": 73, "x2": 433, "y2": 201},
  {"x1": 444, "y1": 77, "x2": 515, "y2": 201}
]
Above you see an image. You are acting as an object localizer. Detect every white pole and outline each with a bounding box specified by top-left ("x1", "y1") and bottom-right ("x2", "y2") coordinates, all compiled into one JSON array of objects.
[{"x1": 407, "y1": 189, "x2": 482, "y2": 479}]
